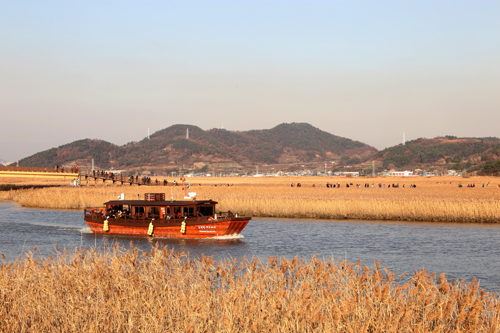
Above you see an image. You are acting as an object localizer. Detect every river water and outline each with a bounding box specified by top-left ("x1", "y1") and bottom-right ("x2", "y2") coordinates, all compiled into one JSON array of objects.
[{"x1": 1, "y1": 201, "x2": 499, "y2": 292}]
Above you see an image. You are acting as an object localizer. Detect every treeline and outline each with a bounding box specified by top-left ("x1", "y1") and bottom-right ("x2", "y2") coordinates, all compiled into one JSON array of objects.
[
  {"x1": 376, "y1": 137, "x2": 500, "y2": 169},
  {"x1": 480, "y1": 160, "x2": 500, "y2": 176}
]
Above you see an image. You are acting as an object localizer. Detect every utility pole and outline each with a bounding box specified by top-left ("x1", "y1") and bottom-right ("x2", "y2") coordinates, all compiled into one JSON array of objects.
[{"x1": 372, "y1": 161, "x2": 375, "y2": 176}]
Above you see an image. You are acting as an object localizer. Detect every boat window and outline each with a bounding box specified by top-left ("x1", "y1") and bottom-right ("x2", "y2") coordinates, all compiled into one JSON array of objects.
[
  {"x1": 198, "y1": 205, "x2": 214, "y2": 217},
  {"x1": 183, "y1": 207, "x2": 195, "y2": 217},
  {"x1": 150, "y1": 207, "x2": 159, "y2": 216},
  {"x1": 173, "y1": 207, "x2": 181, "y2": 217},
  {"x1": 135, "y1": 207, "x2": 145, "y2": 214}
]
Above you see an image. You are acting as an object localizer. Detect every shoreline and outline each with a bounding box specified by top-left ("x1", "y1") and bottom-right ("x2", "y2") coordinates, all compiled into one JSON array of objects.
[
  {"x1": 1, "y1": 195, "x2": 499, "y2": 224},
  {"x1": 1, "y1": 175, "x2": 499, "y2": 224}
]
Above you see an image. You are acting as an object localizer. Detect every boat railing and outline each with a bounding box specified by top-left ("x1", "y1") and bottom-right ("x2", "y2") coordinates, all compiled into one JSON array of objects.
[
  {"x1": 84, "y1": 207, "x2": 106, "y2": 217},
  {"x1": 198, "y1": 212, "x2": 210, "y2": 221},
  {"x1": 216, "y1": 211, "x2": 235, "y2": 219},
  {"x1": 85, "y1": 208, "x2": 225, "y2": 221}
]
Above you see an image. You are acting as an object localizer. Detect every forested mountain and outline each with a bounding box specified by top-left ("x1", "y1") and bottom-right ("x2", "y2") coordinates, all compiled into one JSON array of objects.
[
  {"x1": 16, "y1": 139, "x2": 126, "y2": 169},
  {"x1": 15, "y1": 123, "x2": 377, "y2": 171},
  {"x1": 372, "y1": 136, "x2": 500, "y2": 171},
  {"x1": 15, "y1": 125, "x2": 500, "y2": 174}
]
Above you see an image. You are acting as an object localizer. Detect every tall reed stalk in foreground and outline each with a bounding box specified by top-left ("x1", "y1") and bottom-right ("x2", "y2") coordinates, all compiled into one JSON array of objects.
[{"x1": 1, "y1": 245, "x2": 499, "y2": 332}]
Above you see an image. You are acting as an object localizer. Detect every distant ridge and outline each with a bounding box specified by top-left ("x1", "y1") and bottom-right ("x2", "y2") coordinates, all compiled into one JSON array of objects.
[
  {"x1": 372, "y1": 136, "x2": 500, "y2": 172},
  {"x1": 14, "y1": 126, "x2": 500, "y2": 174},
  {"x1": 15, "y1": 123, "x2": 377, "y2": 171}
]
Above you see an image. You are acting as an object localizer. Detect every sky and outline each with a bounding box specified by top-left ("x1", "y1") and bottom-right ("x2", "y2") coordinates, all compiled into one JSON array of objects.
[{"x1": 1, "y1": 1, "x2": 499, "y2": 162}]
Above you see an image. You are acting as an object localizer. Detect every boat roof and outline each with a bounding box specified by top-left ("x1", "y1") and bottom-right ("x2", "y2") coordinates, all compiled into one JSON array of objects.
[{"x1": 104, "y1": 199, "x2": 218, "y2": 206}]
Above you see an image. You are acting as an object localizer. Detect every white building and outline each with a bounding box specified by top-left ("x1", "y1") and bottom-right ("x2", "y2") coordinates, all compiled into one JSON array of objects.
[
  {"x1": 333, "y1": 171, "x2": 359, "y2": 177},
  {"x1": 388, "y1": 171, "x2": 413, "y2": 177}
]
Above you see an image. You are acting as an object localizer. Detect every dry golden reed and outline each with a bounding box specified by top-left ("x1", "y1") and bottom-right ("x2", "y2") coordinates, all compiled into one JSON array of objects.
[
  {"x1": 1, "y1": 176, "x2": 500, "y2": 222},
  {"x1": 1, "y1": 245, "x2": 499, "y2": 332}
]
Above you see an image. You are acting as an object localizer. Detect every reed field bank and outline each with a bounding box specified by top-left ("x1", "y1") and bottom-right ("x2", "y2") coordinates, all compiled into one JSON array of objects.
[
  {"x1": 1, "y1": 175, "x2": 500, "y2": 223},
  {"x1": 2, "y1": 244, "x2": 500, "y2": 332}
]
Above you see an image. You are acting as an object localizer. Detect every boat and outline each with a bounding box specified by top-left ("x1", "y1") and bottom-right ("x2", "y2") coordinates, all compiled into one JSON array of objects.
[
  {"x1": 84, "y1": 192, "x2": 251, "y2": 238},
  {"x1": 84, "y1": 177, "x2": 250, "y2": 238}
]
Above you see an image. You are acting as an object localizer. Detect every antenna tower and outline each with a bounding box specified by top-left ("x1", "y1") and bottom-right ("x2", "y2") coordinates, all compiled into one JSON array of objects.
[
  {"x1": 403, "y1": 132, "x2": 405, "y2": 145},
  {"x1": 186, "y1": 128, "x2": 189, "y2": 140},
  {"x1": 148, "y1": 128, "x2": 150, "y2": 139}
]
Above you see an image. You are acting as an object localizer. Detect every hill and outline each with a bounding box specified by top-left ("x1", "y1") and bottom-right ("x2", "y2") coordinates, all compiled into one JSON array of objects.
[
  {"x1": 15, "y1": 123, "x2": 377, "y2": 172},
  {"x1": 371, "y1": 136, "x2": 500, "y2": 171},
  {"x1": 15, "y1": 139, "x2": 126, "y2": 169}
]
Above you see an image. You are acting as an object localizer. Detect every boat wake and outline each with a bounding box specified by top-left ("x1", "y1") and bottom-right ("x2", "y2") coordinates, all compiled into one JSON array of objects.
[
  {"x1": 78, "y1": 227, "x2": 93, "y2": 234},
  {"x1": 211, "y1": 234, "x2": 245, "y2": 240}
]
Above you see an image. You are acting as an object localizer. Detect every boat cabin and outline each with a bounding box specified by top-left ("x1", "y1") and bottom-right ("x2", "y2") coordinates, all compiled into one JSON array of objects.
[{"x1": 102, "y1": 196, "x2": 217, "y2": 220}]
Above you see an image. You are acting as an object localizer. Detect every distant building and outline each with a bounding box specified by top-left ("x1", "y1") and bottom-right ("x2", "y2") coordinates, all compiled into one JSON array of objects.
[
  {"x1": 388, "y1": 171, "x2": 413, "y2": 177},
  {"x1": 212, "y1": 161, "x2": 238, "y2": 168},
  {"x1": 333, "y1": 171, "x2": 359, "y2": 177}
]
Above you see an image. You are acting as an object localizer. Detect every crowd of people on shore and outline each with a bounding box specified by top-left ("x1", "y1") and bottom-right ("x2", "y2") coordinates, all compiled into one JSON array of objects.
[
  {"x1": 54, "y1": 165, "x2": 79, "y2": 173},
  {"x1": 286, "y1": 181, "x2": 500, "y2": 189},
  {"x1": 458, "y1": 182, "x2": 499, "y2": 188},
  {"x1": 291, "y1": 182, "x2": 419, "y2": 188}
]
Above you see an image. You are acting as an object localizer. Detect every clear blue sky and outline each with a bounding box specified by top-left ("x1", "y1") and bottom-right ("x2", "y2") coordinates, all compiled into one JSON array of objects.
[{"x1": 1, "y1": 1, "x2": 499, "y2": 161}]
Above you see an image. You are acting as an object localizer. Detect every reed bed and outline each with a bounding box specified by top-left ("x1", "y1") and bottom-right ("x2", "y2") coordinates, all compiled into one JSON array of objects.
[
  {"x1": 1, "y1": 244, "x2": 499, "y2": 332},
  {"x1": 1, "y1": 176, "x2": 500, "y2": 222}
]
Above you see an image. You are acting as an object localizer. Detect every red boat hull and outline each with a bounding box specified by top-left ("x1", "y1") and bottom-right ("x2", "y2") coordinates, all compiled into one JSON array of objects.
[{"x1": 85, "y1": 218, "x2": 250, "y2": 238}]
